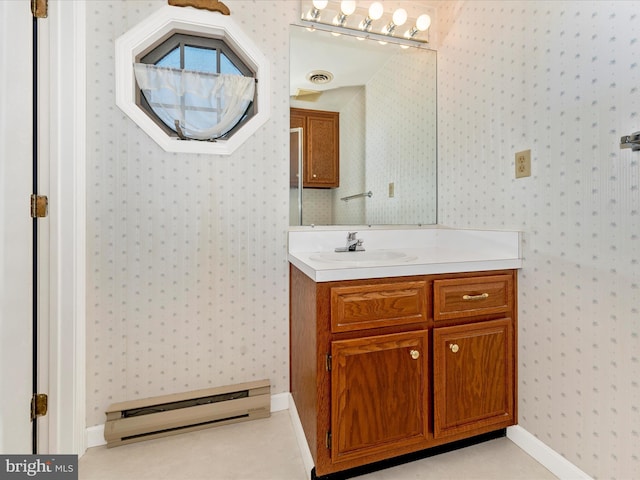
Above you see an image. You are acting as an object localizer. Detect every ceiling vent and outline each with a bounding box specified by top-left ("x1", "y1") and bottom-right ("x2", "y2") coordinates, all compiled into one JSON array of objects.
[{"x1": 306, "y1": 70, "x2": 334, "y2": 85}]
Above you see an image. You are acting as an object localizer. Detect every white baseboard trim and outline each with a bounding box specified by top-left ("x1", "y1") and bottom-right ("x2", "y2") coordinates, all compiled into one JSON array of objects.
[
  {"x1": 86, "y1": 392, "x2": 292, "y2": 450},
  {"x1": 86, "y1": 424, "x2": 105, "y2": 449},
  {"x1": 270, "y1": 392, "x2": 289, "y2": 412},
  {"x1": 507, "y1": 426, "x2": 593, "y2": 480},
  {"x1": 287, "y1": 393, "x2": 314, "y2": 477}
]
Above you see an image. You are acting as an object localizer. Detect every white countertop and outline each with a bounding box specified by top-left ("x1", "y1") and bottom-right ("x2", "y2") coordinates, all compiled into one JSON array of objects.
[{"x1": 288, "y1": 226, "x2": 523, "y2": 282}]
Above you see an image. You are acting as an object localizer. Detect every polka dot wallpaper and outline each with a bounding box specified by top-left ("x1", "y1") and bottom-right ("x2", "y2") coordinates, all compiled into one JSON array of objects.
[
  {"x1": 332, "y1": 87, "x2": 367, "y2": 225},
  {"x1": 85, "y1": 2, "x2": 638, "y2": 478},
  {"x1": 365, "y1": 47, "x2": 437, "y2": 225},
  {"x1": 86, "y1": 0, "x2": 297, "y2": 427},
  {"x1": 437, "y1": 2, "x2": 639, "y2": 479}
]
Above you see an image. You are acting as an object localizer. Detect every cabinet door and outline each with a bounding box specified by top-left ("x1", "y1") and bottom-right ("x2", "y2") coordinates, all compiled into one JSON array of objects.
[
  {"x1": 305, "y1": 112, "x2": 339, "y2": 187},
  {"x1": 331, "y1": 331, "x2": 429, "y2": 464},
  {"x1": 433, "y1": 319, "x2": 514, "y2": 438}
]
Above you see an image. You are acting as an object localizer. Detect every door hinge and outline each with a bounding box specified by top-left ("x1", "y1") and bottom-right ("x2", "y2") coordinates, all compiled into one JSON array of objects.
[
  {"x1": 31, "y1": 394, "x2": 48, "y2": 421},
  {"x1": 30, "y1": 194, "x2": 48, "y2": 218},
  {"x1": 31, "y1": 0, "x2": 48, "y2": 18},
  {"x1": 325, "y1": 354, "x2": 332, "y2": 371},
  {"x1": 326, "y1": 431, "x2": 332, "y2": 450}
]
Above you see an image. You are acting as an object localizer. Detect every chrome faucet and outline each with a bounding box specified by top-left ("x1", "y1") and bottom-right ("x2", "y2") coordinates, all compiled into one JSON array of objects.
[{"x1": 335, "y1": 232, "x2": 365, "y2": 252}]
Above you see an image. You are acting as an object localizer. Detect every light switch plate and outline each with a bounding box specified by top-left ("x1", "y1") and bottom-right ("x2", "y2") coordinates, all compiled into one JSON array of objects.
[
  {"x1": 388, "y1": 182, "x2": 395, "y2": 198},
  {"x1": 515, "y1": 150, "x2": 531, "y2": 178}
]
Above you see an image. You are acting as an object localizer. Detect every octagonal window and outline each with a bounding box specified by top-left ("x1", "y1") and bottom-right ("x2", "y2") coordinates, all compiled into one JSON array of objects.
[
  {"x1": 135, "y1": 33, "x2": 256, "y2": 141},
  {"x1": 116, "y1": 6, "x2": 270, "y2": 155}
]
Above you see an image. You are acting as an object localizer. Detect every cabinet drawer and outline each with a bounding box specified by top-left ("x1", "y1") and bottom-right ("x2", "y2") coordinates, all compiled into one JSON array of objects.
[
  {"x1": 331, "y1": 281, "x2": 428, "y2": 333},
  {"x1": 433, "y1": 274, "x2": 513, "y2": 322}
]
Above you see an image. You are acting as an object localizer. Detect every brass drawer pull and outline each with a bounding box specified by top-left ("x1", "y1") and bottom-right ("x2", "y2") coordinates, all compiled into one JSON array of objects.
[
  {"x1": 410, "y1": 349, "x2": 420, "y2": 360},
  {"x1": 449, "y1": 343, "x2": 459, "y2": 353},
  {"x1": 462, "y1": 293, "x2": 489, "y2": 301}
]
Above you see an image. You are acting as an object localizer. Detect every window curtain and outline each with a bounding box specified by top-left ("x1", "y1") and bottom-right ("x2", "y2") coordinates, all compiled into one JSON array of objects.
[{"x1": 133, "y1": 63, "x2": 255, "y2": 140}]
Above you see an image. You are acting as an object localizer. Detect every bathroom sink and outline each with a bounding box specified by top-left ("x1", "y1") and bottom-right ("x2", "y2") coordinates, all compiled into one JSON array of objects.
[{"x1": 309, "y1": 250, "x2": 417, "y2": 265}]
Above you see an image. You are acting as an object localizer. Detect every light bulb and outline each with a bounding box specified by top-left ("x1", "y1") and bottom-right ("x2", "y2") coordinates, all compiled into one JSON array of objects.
[
  {"x1": 383, "y1": 8, "x2": 408, "y2": 35},
  {"x1": 360, "y1": 1, "x2": 384, "y2": 31},
  {"x1": 368, "y1": 2, "x2": 384, "y2": 20},
  {"x1": 416, "y1": 14, "x2": 431, "y2": 31},
  {"x1": 307, "y1": 0, "x2": 327, "y2": 21},
  {"x1": 340, "y1": 0, "x2": 356, "y2": 16},
  {"x1": 334, "y1": 0, "x2": 355, "y2": 27},
  {"x1": 392, "y1": 8, "x2": 408, "y2": 27}
]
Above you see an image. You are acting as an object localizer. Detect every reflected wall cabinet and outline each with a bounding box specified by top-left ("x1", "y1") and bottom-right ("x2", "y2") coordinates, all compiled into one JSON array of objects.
[{"x1": 290, "y1": 108, "x2": 339, "y2": 188}]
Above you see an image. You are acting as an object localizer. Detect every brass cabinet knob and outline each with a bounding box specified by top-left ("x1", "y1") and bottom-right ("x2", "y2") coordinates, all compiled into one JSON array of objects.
[
  {"x1": 410, "y1": 349, "x2": 420, "y2": 360},
  {"x1": 449, "y1": 343, "x2": 459, "y2": 353}
]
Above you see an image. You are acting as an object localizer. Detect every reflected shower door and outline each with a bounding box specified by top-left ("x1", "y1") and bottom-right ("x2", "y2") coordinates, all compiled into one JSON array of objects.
[{"x1": 289, "y1": 127, "x2": 303, "y2": 226}]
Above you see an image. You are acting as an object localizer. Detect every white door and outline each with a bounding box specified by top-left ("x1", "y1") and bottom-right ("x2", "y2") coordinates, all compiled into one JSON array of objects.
[{"x1": 0, "y1": 0, "x2": 35, "y2": 453}]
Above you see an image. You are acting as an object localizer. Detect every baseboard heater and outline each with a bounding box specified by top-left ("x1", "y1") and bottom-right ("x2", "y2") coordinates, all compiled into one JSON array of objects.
[{"x1": 104, "y1": 379, "x2": 270, "y2": 448}]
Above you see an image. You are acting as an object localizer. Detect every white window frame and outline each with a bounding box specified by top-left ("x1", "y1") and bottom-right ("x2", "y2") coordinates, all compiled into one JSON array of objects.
[{"x1": 115, "y1": 6, "x2": 270, "y2": 155}]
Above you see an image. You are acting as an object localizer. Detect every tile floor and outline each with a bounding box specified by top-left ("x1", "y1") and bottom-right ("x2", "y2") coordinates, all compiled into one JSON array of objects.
[{"x1": 79, "y1": 411, "x2": 557, "y2": 480}]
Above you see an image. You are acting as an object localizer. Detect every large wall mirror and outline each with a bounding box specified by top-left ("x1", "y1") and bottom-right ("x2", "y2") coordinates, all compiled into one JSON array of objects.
[{"x1": 289, "y1": 24, "x2": 437, "y2": 226}]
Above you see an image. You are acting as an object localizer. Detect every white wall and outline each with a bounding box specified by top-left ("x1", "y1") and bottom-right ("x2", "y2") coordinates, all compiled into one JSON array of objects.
[
  {"x1": 85, "y1": 0, "x2": 296, "y2": 427},
  {"x1": 437, "y1": 1, "x2": 639, "y2": 478}
]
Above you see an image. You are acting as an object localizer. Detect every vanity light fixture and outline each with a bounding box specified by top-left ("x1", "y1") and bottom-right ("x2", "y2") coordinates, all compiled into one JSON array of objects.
[
  {"x1": 299, "y1": 0, "x2": 433, "y2": 47},
  {"x1": 358, "y1": 2, "x2": 383, "y2": 32},
  {"x1": 333, "y1": 0, "x2": 356, "y2": 27},
  {"x1": 381, "y1": 8, "x2": 407, "y2": 36}
]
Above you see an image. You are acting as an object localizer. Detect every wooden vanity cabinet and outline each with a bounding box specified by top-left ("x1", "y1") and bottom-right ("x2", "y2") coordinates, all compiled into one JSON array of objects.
[
  {"x1": 290, "y1": 267, "x2": 517, "y2": 478},
  {"x1": 290, "y1": 108, "x2": 339, "y2": 188}
]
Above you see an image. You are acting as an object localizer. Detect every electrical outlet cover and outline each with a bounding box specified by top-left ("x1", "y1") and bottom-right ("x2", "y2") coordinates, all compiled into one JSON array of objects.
[{"x1": 515, "y1": 150, "x2": 531, "y2": 178}]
